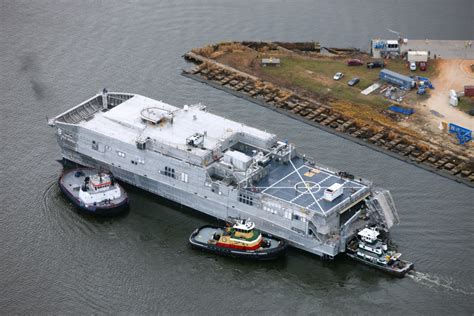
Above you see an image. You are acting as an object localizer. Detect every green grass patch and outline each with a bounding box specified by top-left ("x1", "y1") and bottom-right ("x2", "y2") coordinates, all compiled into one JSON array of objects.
[
  {"x1": 262, "y1": 57, "x2": 389, "y2": 108},
  {"x1": 261, "y1": 56, "x2": 439, "y2": 111},
  {"x1": 458, "y1": 97, "x2": 474, "y2": 114}
]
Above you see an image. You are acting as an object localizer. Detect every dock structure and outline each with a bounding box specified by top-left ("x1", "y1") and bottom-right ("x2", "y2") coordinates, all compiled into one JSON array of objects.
[
  {"x1": 183, "y1": 43, "x2": 474, "y2": 187},
  {"x1": 403, "y1": 40, "x2": 474, "y2": 60}
]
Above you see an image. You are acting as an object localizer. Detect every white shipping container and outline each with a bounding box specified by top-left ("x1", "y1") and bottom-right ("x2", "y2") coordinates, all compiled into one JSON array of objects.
[
  {"x1": 450, "y1": 96, "x2": 458, "y2": 107},
  {"x1": 407, "y1": 51, "x2": 428, "y2": 63},
  {"x1": 324, "y1": 183, "x2": 344, "y2": 202},
  {"x1": 223, "y1": 150, "x2": 252, "y2": 170}
]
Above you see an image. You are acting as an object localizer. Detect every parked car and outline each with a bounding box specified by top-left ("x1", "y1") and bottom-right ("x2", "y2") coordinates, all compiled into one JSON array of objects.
[
  {"x1": 419, "y1": 62, "x2": 427, "y2": 71},
  {"x1": 333, "y1": 72, "x2": 344, "y2": 80},
  {"x1": 347, "y1": 59, "x2": 363, "y2": 66},
  {"x1": 367, "y1": 61, "x2": 384, "y2": 69},
  {"x1": 409, "y1": 62, "x2": 417, "y2": 71},
  {"x1": 347, "y1": 77, "x2": 360, "y2": 86}
]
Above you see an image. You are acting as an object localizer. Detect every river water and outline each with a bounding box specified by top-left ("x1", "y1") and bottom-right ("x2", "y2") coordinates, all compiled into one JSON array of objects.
[{"x1": 1, "y1": 1, "x2": 473, "y2": 314}]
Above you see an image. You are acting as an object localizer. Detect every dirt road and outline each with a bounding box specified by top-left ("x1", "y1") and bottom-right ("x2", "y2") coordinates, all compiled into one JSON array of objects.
[{"x1": 425, "y1": 59, "x2": 474, "y2": 129}]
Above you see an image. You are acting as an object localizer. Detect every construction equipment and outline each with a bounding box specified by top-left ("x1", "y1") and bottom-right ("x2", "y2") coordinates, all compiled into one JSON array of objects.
[
  {"x1": 387, "y1": 29, "x2": 402, "y2": 40},
  {"x1": 415, "y1": 76, "x2": 434, "y2": 89},
  {"x1": 448, "y1": 123, "x2": 472, "y2": 145},
  {"x1": 417, "y1": 82, "x2": 426, "y2": 95}
]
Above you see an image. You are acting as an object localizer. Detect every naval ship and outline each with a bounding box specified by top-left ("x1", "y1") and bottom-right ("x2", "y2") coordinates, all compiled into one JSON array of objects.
[{"x1": 48, "y1": 90, "x2": 400, "y2": 259}]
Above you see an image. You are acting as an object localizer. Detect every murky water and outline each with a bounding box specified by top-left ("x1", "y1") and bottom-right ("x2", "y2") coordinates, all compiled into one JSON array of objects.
[{"x1": 1, "y1": 1, "x2": 473, "y2": 314}]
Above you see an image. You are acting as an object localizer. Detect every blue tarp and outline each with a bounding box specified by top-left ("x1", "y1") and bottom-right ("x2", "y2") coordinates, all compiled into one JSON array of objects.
[{"x1": 389, "y1": 105, "x2": 415, "y2": 115}]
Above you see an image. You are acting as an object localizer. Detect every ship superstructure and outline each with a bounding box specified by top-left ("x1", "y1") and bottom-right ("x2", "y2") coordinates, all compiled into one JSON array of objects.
[{"x1": 49, "y1": 90, "x2": 400, "y2": 258}]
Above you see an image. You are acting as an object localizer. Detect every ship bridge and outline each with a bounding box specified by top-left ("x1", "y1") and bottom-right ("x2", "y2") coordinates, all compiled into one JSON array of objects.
[{"x1": 52, "y1": 92, "x2": 277, "y2": 166}]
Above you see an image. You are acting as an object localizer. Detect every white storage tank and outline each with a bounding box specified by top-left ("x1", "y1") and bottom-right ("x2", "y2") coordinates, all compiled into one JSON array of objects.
[{"x1": 324, "y1": 183, "x2": 344, "y2": 202}]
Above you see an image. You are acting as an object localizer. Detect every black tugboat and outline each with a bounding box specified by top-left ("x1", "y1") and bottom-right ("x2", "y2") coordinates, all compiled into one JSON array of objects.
[
  {"x1": 189, "y1": 219, "x2": 287, "y2": 260},
  {"x1": 346, "y1": 226, "x2": 414, "y2": 277},
  {"x1": 59, "y1": 168, "x2": 129, "y2": 216}
]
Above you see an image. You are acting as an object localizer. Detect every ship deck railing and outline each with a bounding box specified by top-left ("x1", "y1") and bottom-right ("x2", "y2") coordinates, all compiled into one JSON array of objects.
[{"x1": 51, "y1": 92, "x2": 134, "y2": 125}]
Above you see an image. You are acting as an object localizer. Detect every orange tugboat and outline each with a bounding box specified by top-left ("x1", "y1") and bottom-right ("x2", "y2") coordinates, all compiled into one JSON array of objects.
[{"x1": 189, "y1": 219, "x2": 287, "y2": 260}]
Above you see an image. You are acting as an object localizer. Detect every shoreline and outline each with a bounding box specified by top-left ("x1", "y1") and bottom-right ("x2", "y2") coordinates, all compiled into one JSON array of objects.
[
  {"x1": 181, "y1": 41, "x2": 473, "y2": 187},
  {"x1": 182, "y1": 71, "x2": 472, "y2": 187}
]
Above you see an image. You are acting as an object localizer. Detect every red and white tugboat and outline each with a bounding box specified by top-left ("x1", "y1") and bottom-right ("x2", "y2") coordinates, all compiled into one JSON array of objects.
[
  {"x1": 59, "y1": 168, "x2": 129, "y2": 216},
  {"x1": 189, "y1": 219, "x2": 287, "y2": 260}
]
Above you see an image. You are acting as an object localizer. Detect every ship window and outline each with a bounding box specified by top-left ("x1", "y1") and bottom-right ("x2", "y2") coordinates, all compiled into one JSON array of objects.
[
  {"x1": 238, "y1": 193, "x2": 253, "y2": 206},
  {"x1": 117, "y1": 151, "x2": 126, "y2": 158},
  {"x1": 164, "y1": 166, "x2": 175, "y2": 179},
  {"x1": 92, "y1": 141, "x2": 98, "y2": 151}
]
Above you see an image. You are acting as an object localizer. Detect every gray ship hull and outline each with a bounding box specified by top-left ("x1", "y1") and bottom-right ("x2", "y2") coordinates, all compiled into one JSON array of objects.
[
  {"x1": 60, "y1": 148, "x2": 336, "y2": 257},
  {"x1": 49, "y1": 92, "x2": 400, "y2": 259}
]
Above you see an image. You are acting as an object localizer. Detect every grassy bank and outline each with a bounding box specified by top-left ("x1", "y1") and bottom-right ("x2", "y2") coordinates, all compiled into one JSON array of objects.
[
  {"x1": 260, "y1": 56, "x2": 438, "y2": 110},
  {"x1": 458, "y1": 97, "x2": 474, "y2": 114}
]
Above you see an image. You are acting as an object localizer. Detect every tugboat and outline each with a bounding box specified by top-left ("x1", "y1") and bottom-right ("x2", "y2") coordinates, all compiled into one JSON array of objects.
[
  {"x1": 59, "y1": 168, "x2": 129, "y2": 216},
  {"x1": 346, "y1": 226, "x2": 414, "y2": 277},
  {"x1": 189, "y1": 219, "x2": 287, "y2": 260}
]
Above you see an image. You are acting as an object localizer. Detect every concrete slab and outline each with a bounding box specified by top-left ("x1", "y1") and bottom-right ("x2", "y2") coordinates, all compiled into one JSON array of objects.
[{"x1": 403, "y1": 40, "x2": 474, "y2": 60}]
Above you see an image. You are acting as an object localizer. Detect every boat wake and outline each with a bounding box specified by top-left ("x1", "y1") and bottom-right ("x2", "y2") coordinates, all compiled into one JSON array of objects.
[
  {"x1": 407, "y1": 270, "x2": 474, "y2": 296},
  {"x1": 41, "y1": 179, "x2": 103, "y2": 237},
  {"x1": 41, "y1": 178, "x2": 131, "y2": 312}
]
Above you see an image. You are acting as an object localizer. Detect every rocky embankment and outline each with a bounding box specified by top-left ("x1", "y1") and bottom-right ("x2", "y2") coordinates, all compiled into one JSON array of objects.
[{"x1": 183, "y1": 42, "x2": 473, "y2": 187}]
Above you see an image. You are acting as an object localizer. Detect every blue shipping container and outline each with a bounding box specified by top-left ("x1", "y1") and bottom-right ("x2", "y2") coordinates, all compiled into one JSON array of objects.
[{"x1": 379, "y1": 69, "x2": 415, "y2": 90}]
